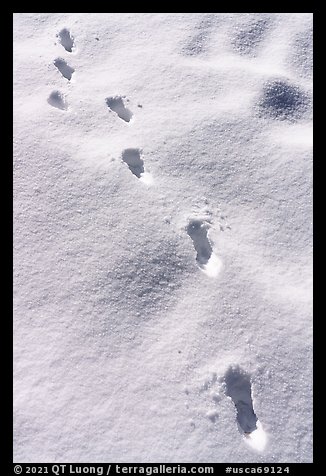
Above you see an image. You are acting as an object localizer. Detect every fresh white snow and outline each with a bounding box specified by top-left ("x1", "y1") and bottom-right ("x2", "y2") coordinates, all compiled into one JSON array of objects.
[{"x1": 13, "y1": 13, "x2": 313, "y2": 463}]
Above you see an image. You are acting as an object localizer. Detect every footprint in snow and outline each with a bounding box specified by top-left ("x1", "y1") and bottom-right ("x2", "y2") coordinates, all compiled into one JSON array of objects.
[
  {"x1": 224, "y1": 366, "x2": 267, "y2": 451},
  {"x1": 186, "y1": 218, "x2": 222, "y2": 277},
  {"x1": 54, "y1": 58, "x2": 75, "y2": 81},
  {"x1": 121, "y1": 149, "x2": 153, "y2": 184},
  {"x1": 106, "y1": 96, "x2": 133, "y2": 122},
  {"x1": 47, "y1": 90, "x2": 68, "y2": 110},
  {"x1": 57, "y1": 28, "x2": 75, "y2": 52}
]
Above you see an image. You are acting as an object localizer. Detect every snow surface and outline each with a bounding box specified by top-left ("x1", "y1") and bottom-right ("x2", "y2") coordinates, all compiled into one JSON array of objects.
[{"x1": 13, "y1": 13, "x2": 313, "y2": 463}]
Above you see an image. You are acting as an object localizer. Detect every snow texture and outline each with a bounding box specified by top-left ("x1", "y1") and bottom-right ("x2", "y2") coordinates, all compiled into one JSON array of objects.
[{"x1": 13, "y1": 13, "x2": 313, "y2": 463}]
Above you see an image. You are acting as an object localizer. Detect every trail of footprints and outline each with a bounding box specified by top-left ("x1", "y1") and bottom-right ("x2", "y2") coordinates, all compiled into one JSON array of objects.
[
  {"x1": 47, "y1": 28, "x2": 227, "y2": 277},
  {"x1": 48, "y1": 28, "x2": 76, "y2": 109},
  {"x1": 44, "y1": 24, "x2": 283, "y2": 446},
  {"x1": 45, "y1": 16, "x2": 310, "y2": 450}
]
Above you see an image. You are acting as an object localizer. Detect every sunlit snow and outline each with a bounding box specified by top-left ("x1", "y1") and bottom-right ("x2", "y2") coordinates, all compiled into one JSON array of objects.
[{"x1": 13, "y1": 12, "x2": 312, "y2": 463}]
